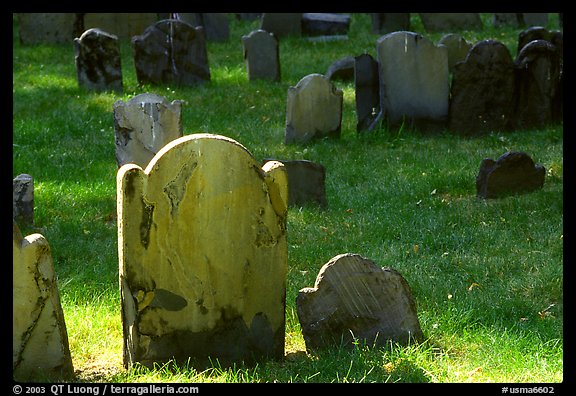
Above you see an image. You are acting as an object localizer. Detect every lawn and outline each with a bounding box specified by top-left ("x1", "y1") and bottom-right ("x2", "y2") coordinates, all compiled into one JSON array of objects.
[{"x1": 12, "y1": 13, "x2": 563, "y2": 384}]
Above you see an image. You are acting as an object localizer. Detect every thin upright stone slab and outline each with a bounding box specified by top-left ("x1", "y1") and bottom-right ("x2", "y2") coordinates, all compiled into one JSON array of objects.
[
  {"x1": 242, "y1": 29, "x2": 280, "y2": 82},
  {"x1": 13, "y1": 221, "x2": 74, "y2": 381},
  {"x1": 354, "y1": 53, "x2": 380, "y2": 132},
  {"x1": 117, "y1": 133, "x2": 288, "y2": 368}
]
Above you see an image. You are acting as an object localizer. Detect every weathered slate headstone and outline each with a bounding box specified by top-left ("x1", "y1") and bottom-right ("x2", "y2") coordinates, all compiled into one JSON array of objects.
[
  {"x1": 261, "y1": 13, "x2": 302, "y2": 38},
  {"x1": 448, "y1": 40, "x2": 516, "y2": 135},
  {"x1": 13, "y1": 221, "x2": 74, "y2": 381},
  {"x1": 325, "y1": 56, "x2": 355, "y2": 82},
  {"x1": 296, "y1": 253, "x2": 423, "y2": 352},
  {"x1": 419, "y1": 13, "x2": 483, "y2": 32},
  {"x1": 117, "y1": 133, "x2": 288, "y2": 368},
  {"x1": 285, "y1": 74, "x2": 343, "y2": 144},
  {"x1": 354, "y1": 53, "x2": 380, "y2": 132},
  {"x1": 514, "y1": 40, "x2": 562, "y2": 129},
  {"x1": 476, "y1": 151, "x2": 545, "y2": 199},
  {"x1": 74, "y1": 28, "x2": 123, "y2": 92},
  {"x1": 371, "y1": 13, "x2": 410, "y2": 34},
  {"x1": 242, "y1": 29, "x2": 280, "y2": 82},
  {"x1": 522, "y1": 13, "x2": 548, "y2": 27},
  {"x1": 376, "y1": 31, "x2": 449, "y2": 132},
  {"x1": 492, "y1": 13, "x2": 523, "y2": 28},
  {"x1": 13, "y1": 174, "x2": 34, "y2": 228},
  {"x1": 438, "y1": 33, "x2": 472, "y2": 72},
  {"x1": 113, "y1": 93, "x2": 183, "y2": 168},
  {"x1": 517, "y1": 26, "x2": 562, "y2": 55},
  {"x1": 82, "y1": 13, "x2": 158, "y2": 40},
  {"x1": 17, "y1": 13, "x2": 76, "y2": 44},
  {"x1": 301, "y1": 13, "x2": 350, "y2": 37},
  {"x1": 132, "y1": 19, "x2": 210, "y2": 86},
  {"x1": 263, "y1": 159, "x2": 327, "y2": 208},
  {"x1": 177, "y1": 13, "x2": 230, "y2": 42}
]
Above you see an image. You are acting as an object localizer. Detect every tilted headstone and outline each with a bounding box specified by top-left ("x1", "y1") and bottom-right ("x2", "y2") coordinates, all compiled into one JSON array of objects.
[
  {"x1": 376, "y1": 31, "x2": 449, "y2": 132},
  {"x1": 17, "y1": 13, "x2": 77, "y2": 44},
  {"x1": 438, "y1": 33, "x2": 472, "y2": 72},
  {"x1": 296, "y1": 253, "x2": 424, "y2": 352},
  {"x1": 242, "y1": 29, "x2": 280, "y2": 82},
  {"x1": 117, "y1": 133, "x2": 288, "y2": 368},
  {"x1": 371, "y1": 13, "x2": 410, "y2": 34},
  {"x1": 285, "y1": 74, "x2": 343, "y2": 144},
  {"x1": 514, "y1": 40, "x2": 562, "y2": 129},
  {"x1": 13, "y1": 174, "x2": 34, "y2": 228},
  {"x1": 476, "y1": 151, "x2": 545, "y2": 199},
  {"x1": 419, "y1": 13, "x2": 483, "y2": 32},
  {"x1": 263, "y1": 159, "x2": 327, "y2": 208},
  {"x1": 13, "y1": 221, "x2": 74, "y2": 381},
  {"x1": 74, "y1": 28, "x2": 123, "y2": 92},
  {"x1": 132, "y1": 19, "x2": 210, "y2": 86},
  {"x1": 325, "y1": 56, "x2": 355, "y2": 82},
  {"x1": 261, "y1": 13, "x2": 302, "y2": 38},
  {"x1": 354, "y1": 53, "x2": 380, "y2": 132},
  {"x1": 113, "y1": 93, "x2": 183, "y2": 168},
  {"x1": 448, "y1": 40, "x2": 516, "y2": 135},
  {"x1": 301, "y1": 13, "x2": 350, "y2": 37}
]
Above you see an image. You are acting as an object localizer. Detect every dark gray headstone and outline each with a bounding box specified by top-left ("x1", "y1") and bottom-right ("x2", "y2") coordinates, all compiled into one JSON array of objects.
[
  {"x1": 371, "y1": 13, "x2": 410, "y2": 34},
  {"x1": 325, "y1": 56, "x2": 355, "y2": 82},
  {"x1": 132, "y1": 19, "x2": 210, "y2": 86},
  {"x1": 18, "y1": 13, "x2": 76, "y2": 44},
  {"x1": 296, "y1": 253, "x2": 424, "y2": 352},
  {"x1": 74, "y1": 28, "x2": 123, "y2": 92},
  {"x1": 419, "y1": 13, "x2": 483, "y2": 32},
  {"x1": 438, "y1": 33, "x2": 472, "y2": 72},
  {"x1": 177, "y1": 13, "x2": 230, "y2": 42},
  {"x1": 354, "y1": 53, "x2": 380, "y2": 133},
  {"x1": 448, "y1": 40, "x2": 516, "y2": 135},
  {"x1": 301, "y1": 13, "x2": 350, "y2": 37},
  {"x1": 242, "y1": 29, "x2": 280, "y2": 82},
  {"x1": 82, "y1": 13, "x2": 158, "y2": 40},
  {"x1": 476, "y1": 152, "x2": 545, "y2": 199},
  {"x1": 13, "y1": 174, "x2": 34, "y2": 228},
  {"x1": 517, "y1": 26, "x2": 561, "y2": 54},
  {"x1": 492, "y1": 13, "x2": 523, "y2": 28},
  {"x1": 261, "y1": 13, "x2": 302, "y2": 38},
  {"x1": 522, "y1": 13, "x2": 549, "y2": 27}
]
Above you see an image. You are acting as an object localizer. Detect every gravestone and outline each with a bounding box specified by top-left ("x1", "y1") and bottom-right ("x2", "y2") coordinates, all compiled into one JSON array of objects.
[
  {"x1": 514, "y1": 40, "x2": 561, "y2": 129},
  {"x1": 419, "y1": 13, "x2": 483, "y2": 32},
  {"x1": 354, "y1": 53, "x2": 380, "y2": 132},
  {"x1": 263, "y1": 159, "x2": 327, "y2": 208},
  {"x1": 242, "y1": 29, "x2": 280, "y2": 82},
  {"x1": 296, "y1": 253, "x2": 423, "y2": 352},
  {"x1": 285, "y1": 74, "x2": 343, "y2": 144},
  {"x1": 117, "y1": 133, "x2": 288, "y2": 368},
  {"x1": 493, "y1": 13, "x2": 523, "y2": 28},
  {"x1": 13, "y1": 174, "x2": 34, "y2": 228},
  {"x1": 371, "y1": 13, "x2": 410, "y2": 34},
  {"x1": 438, "y1": 33, "x2": 472, "y2": 72},
  {"x1": 325, "y1": 56, "x2": 355, "y2": 82},
  {"x1": 132, "y1": 19, "x2": 210, "y2": 86},
  {"x1": 18, "y1": 13, "x2": 76, "y2": 44},
  {"x1": 522, "y1": 13, "x2": 548, "y2": 27},
  {"x1": 376, "y1": 31, "x2": 449, "y2": 132},
  {"x1": 448, "y1": 40, "x2": 516, "y2": 135},
  {"x1": 74, "y1": 28, "x2": 123, "y2": 92},
  {"x1": 113, "y1": 93, "x2": 183, "y2": 168},
  {"x1": 177, "y1": 13, "x2": 230, "y2": 42},
  {"x1": 476, "y1": 151, "x2": 545, "y2": 199},
  {"x1": 517, "y1": 26, "x2": 562, "y2": 55},
  {"x1": 301, "y1": 13, "x2": 350, "y2": 37},
  {"x1": 261, "y1": 13, "x2": 302, "y2": 38},
  {"x1": 13, "y1": 221, "x2": 74, "y2": 381},
  {"x1": 82, "y1": 13, "x2": 158, "y2": 40}
]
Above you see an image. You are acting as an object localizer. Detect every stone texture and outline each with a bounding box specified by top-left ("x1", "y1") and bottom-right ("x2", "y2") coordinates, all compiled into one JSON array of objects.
[
  {"x1": 13, "y1": 221, "x2": 74, "y2": 381},
  {"x1": 296, "y1": 253, "x2": 423, "y2": 352},
  {"x1": 476, "y1": 151, "x2": 545, "y2": 199},
  {"x1": 448, "y1": 40, "x2": 516, "y2": 135},
  {"x1": 132, "y1": 19, "x2": 210, "y2": 86},
  {"x1": 242, "y1": 29, "x2": 280, "y2": 82},
  {"x1": 354, "y1": 53, "x2": 380, "y2": 132},
  {"x1": 117, "y1": 133, "x2": 288, "y2": 368},
  {"x1": 492, "y1": 13, "x2": 523, "y2": 28},
  {"x1": 371, "y1": 13, "x2": 410, "y2": 34},
  {"x1": 301, "y1": 13, "x2": 350, "y2": 37},
  {"x1": 177, "y1": 13, "x2": 230, "y2": 42},
  {"x1": 376, "y1": 31, "x2": 449, "y2": 132},
  {"x1": 438, "y1": 33, "x2": 472, "y2": 72},
  {"x1": 113, "y1": 93, "x2": 183, "y2": 168},
  {"x1": 419, "y1": 13, "x2": 483, "y2": 32},
  {"x1": 82, "y1": 13, "x2": 158, "y2": 40},
  {"x1": 261, "y1": 13, "x2": 302, "y2": 38},
  {"x1": 17, "y1": 13, "x2": 77, "y2": 44},
  {"x1": 74, "y1": 28, "x2": 123, "y2": 92},
  {"x1": 13, "y1": 174, "x2": 34, "y2": 228},
  {"x1": 285, "y1": 74, "x2": 343, "y2": 144}
]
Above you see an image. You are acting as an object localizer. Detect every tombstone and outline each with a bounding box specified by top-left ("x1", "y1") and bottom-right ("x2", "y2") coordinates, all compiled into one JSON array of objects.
[
  {"x1": 285, "y1": 74, "x2": 343, "y2": 144},
  {"x1": 492, "y1": 13, "x2": 523, "y2": 28},
  {"x1": 13, "y1": 221, "x2": 74, "y2": 381},
  {"x1": 448, "y1": 40, "x2": 516, "y2": 135},
  {"x1": 263, "y1": 159, "x2": 327, "y2": 208},
  {"x1": 117, "y1": 133, "x2": 288, "y2": 369},
  {"x1": 261, "y1": 13, "x2": 302, "y2": 38},
  {"x1": 82, "y1": 13, "x2": 158, "y2": 40},
  {"x1": 17, "y1": 13, "x2": 76, "y2": 44},
  {"x1": 13, "y1": 174, "x2": 34, "y2": 228},
  {"x1": 438, "y1": 33, "x2": 472, "y2": 72},
  {"x1": 242, "y1": 29, "x2": 280, "y2": 82},
  {"x1": 514, "y1": 40, "x2": 561, "y2": 129},
  {"x1": 325, "y1": 56, "x2": 355, "y2": 82},
  {"x1": 371, "y1": 13, "x2": 410, "y2": 34},
  {"x1": 132, "y1": 19, "x2": 210, "y2": 86},
  {"x1": 236, "y1": 13, "x2": 262, "y2": 21},
  {"x1": 419, "y1": 13, "x2": 483, "y2": 32},
  {"x1": 301, "y1": 13, "x2": 350, "y2": 37},
  {"x1": 177, "y1": 13, "x2": 230, "y2": 42},
  {"x1": 74, "y1": 28, "x2": 123, "y2": 92},
  {"x1": 517, "y1": 26, "x2": 560, "y2": 54},
  {"x1": 113, "y1": 93, "x2": 183, "y2": 168},
  {"x1": 296, "y1": 253, "x2": 424, "y2": 352},
  {"x1": 522, "y1": 13, "x2": 549, "y2": 27},
  {"x1": 476, "y1": 152, "x2": 545, "y2": 199},
  {"x1": 376, "y1": 31, "x2": 449, "y2": 132},
  {"x1": 354, "y1": 53, "x2": 380, "y2": 132}
]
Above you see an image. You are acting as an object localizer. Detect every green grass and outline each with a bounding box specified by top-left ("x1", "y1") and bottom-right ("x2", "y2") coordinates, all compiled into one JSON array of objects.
[{"x1": 13, "y1": 13, "x2": 563, "y2": 383}]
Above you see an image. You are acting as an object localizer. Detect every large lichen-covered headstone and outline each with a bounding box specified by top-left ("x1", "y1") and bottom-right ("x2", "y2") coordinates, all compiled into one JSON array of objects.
[
  {"x1": 285, "y1": 74, "x2": 343, "y2": 144},
  {"x1": 117, "y1": 133, "x2": 288, "y2": 368},
  {"x1": 113, "y1": 93, "x2": 183, "y2": 168},
  {"x1": 242, "y1": 29, "x2": 280, "y2": 82},
  {"x1": 296, "y1": 253, "x2": 423, "y2": 352},
  {"x1": 13, "y1": 221, "x2": 74, "y2": 381},
  {"x1": 74, "y1": 28, "x2": 123, "y2": 92}
]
